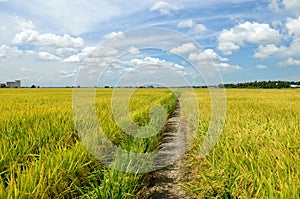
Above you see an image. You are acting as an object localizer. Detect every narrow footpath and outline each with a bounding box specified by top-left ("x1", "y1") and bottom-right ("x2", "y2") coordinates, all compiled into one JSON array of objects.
[{"x1": 139, "y1": 101, "x2": 193, "y2": 199}]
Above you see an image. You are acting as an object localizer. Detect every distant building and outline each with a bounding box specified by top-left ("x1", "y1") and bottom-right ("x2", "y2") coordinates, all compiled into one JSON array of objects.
[
  {"x1": 6, "y1": 80, "x2": 21, "y2": 88},
  {"x1": 291, "y1": 85, "x2": 300, "y2": 88}
]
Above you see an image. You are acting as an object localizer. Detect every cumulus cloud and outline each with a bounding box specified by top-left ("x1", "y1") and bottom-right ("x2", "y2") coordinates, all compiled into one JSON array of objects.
[
  {"x1": 170, "y1": 43, "x2": 240, "y2": 72},
  {"x1": 59, "y1": 69, "x2": 78, "y2": 78},
  {"x1": 177, "y1": 19, "x2": 206, "y2": 33},
  {"x1": 12, "y1": 18, "x2": 84, "y2": 53},
  {"x1": 64, "y1": 46, "x2": 119, "y2": 69},
  {"x1": 280, "y1": 58, "x2": 300, "y2": 66},
  {"x1": 190, "y1": 49, "x2": 241, "y2": 72},
  {"x1": 107, "y1": 56, "x2": 186, "y2": 77},
  {"x1": 63, "y1": 46, "x2": 96, "y2": 63},
  {"x1": 103, "y1": 31, "x2": 125, "y2": 40},
  {"x1": 126, "y1": 57, "x2": 184, "y2": 70},
  {"x1": 189, "y1": 49, "x2": 228, "y2": 62},
  {"x1": 282, "y1": 0, "x2": 300, "y2": 16},
  {"x1": 150, "y1": 1, "x2": 178, "y2": 15},
  {"x1": 269, "y1": 0, "x2": 281, "y2": 12},
  {"x1": 127, "y1": 47, "x2": 140, "y2": 55},
  {"x1": 13, "y1": 30, "x2": 84, "y2": 49},
  {"x1": 286, "y1": 17, "x2": 300, "y2": 37},
  {"x1": 252, "y1": 17, "x2": 300, "y2": 62},
  {"x1": 56, "y1": 47, "x2": 79, "y2": 56},
  {"x1": 254, "y1": 44, "x2": 287, "y2": 59},
  {"x1": 218, "y1": 63, "x2": 242, "y2": 71},
  {"x1": 218, "y1": 21, "x2": 281, "y2": 54},
  {"x1": 15, "y1": 16, "x2": 35, "y2": 31},
  {"x1": 38, "y1": 51, "x2": 61, "y2": 61},
  {"x1": 254, "y1": 37, "x2": 300, "y2": 59},
  {"x1": 0, "y1": 45, "x2": 22, "y2": 58},
  {"x1": 169, "y1": 43, "x2": 197, "y2": 54}
]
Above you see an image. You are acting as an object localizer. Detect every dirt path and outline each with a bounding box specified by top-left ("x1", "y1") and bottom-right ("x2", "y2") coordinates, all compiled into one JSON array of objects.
[{"x1": 138, "y1": 101, "x2": 193, "y2": 199}]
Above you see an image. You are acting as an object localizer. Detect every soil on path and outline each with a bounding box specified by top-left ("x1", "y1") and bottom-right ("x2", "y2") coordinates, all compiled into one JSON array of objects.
[{"x1": 138, "y1": 101, "x2": 194, "y2": 199}]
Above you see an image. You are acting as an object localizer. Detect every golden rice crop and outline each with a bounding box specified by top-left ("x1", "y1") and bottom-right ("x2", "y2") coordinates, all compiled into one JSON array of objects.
[
  {"x1": 1, "y1": 88, "x2": 299, "y2": 198},
  {"x1": 186, "y1": 89, "x2": 300, "y2": 198},
  {"x1": 0, "y1": 88, "x2": 177, "y2": 198}
]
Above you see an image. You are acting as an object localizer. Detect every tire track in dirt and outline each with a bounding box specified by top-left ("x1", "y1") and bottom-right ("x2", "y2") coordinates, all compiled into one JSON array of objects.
[{"x1": 138, "y1": 101, "x2": 193, "y2": 199}]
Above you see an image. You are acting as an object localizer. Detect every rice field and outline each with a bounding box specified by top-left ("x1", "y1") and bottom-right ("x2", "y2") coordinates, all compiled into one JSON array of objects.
[
  {"x1": 0, "y1": 88, "x2": 177, "y2": 198},
  {"x1": 186, "y1": 89, "x2": 300, "y2": 198},
  {"x1": 0, "y1": 88, "x2": 299, "y2": 198}
]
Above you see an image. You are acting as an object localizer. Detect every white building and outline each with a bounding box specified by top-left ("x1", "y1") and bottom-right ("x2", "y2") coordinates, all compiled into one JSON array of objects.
[
  {"x1": 6, "y1": 80, "x2": 21, "y2": 88},
  {"x1": 291, "y1": 85, "x2": 300, "y2": 88}
]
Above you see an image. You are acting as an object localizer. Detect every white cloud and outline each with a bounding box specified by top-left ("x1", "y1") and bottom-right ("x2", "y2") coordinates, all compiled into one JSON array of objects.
[
  {"x1": 177, "y1": 19, "x2": 206, "y2": 33},
  {"x1": 269, "y1": 0, "x2": 281, "y2": 12},
  {"x1": 282, "y1": 0, "x2": 300, "y2": 16},
  {"x1": 169, "y1": 43, "x2": 197, "y2": 54},
  {"x1": 63, "y1": 46, "x2": 119, "y2": 68},
  {"x1": 189, "y1": 50, "x2": 241, "y2": 72},
  {"x1": 0, "y1": 45, "x2": 22, "y2": 58},
  {"x1": 170, "y1": 43, "x2": 240, "y2": 72},
  {"x1": 38, "y1": 51, "x2": 61, "y2": 61},
  {"x1": 7, "y1": 0, "x2": 144, "y2": 35},
  {"x1": 63, "y1": 54, "x2": 81, "y2": 63},
  {"x1": 56, "y1": 47, "x2": 79, "y2": 56},
  {"x1": 150, "y1": 1, "x2": 178, "y2": 15},
  {"x1": 269, "y1": 0, "x2": 300, "y2": 16},
  {"x1": 286, "y1": 17, "x2": 300, "y2": 37},
  {"x1": 103, "y1": 31, "x2": 125, "y2": 40},
  {"x1": 189, "y1": 49, "x2": 228, "y2": 62},
  {"x1": 127, "y1": 47, "x2": 140, "y2": 55},
  {"x1": 123, "y1": 56, "x2": 185, "y2": 72},
  {"x1": 59, "y1": 69, "x2": 78, "y2": 78},
  {"x1": 218, "y1": 63, "x2": 242, "y2": 71},
  {"x1": 15, "y1": 16, "x2": 35, "y2": 31},
  {"x1": 253, "y1": 44, "x2": 287, "y2": 59},
  {"x1": 178, "y1": 20, "x2": 194, "y2": 28},
  {"x1": 280, "y1": 58, "x2": 300, "y2": 66},
  {"x1": 63, "y1": 46, "x2": 96, "y2": 63},
  {"x1": 254, "y1": 38, "x2": 300, "y2": 59},
  {"x1": 252, "y1": 17, "x2": 300, "y2": 61},
  {"x1": 256, "y1": 64, "x2": 268, "y2": 69},
  {"x1": 218, "y1": 21, "x2": 281, "y2": 54},
  {"x1": 13, "y1": 30, "x2": 84, "y2": 49}
]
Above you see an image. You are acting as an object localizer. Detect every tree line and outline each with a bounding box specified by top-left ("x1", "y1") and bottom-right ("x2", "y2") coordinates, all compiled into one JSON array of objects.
[{"x1": 221, "y1": 81, "x2": 300, "y2": 89}]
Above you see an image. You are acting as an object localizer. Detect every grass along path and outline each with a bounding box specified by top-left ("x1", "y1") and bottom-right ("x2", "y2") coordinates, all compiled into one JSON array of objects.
[
  {"x1": 0, "y1": 88, "x2": 178, "y2": 198},
  {"x1": 139, "y1": 100, "x2": 192, "y2": 199}
]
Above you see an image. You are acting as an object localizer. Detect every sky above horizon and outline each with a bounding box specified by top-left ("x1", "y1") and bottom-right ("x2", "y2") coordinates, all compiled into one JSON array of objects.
[{"x1": 0, "y1": 0, "x2": 299, "y2": 87}]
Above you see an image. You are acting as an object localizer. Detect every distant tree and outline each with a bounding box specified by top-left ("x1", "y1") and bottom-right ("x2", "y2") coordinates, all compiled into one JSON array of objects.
[
  {"x1": 104, "y1": 86, "x2": 110, "y2": 88},
  {"x1": 0, "y1": 84, "x2": 6, "y2": 88},
  {"x1": 223, "y1": 80, "x2": 299, "y2": 89},
  {"x1": 31, "y1": 85, "x2": 36, "y2": 88}
]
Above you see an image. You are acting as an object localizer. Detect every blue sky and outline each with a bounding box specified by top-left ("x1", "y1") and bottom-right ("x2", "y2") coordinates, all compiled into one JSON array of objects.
[{"x1": 0, "y1": 0, "x2": 299, "y2": 87}]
